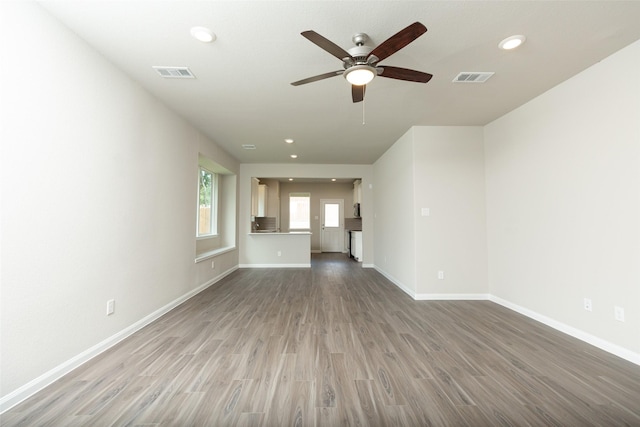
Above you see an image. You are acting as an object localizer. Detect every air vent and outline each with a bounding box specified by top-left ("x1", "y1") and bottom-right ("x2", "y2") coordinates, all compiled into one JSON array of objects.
[
  {"x1": 242, "y1": 144, "x2": 256, "y2": 150},
  {"x1": 152, "y1": 66, "x2": 195, "y2": 79},
  {"x1": 453, "y1": 72, "x2": 494, "y2": 83}
]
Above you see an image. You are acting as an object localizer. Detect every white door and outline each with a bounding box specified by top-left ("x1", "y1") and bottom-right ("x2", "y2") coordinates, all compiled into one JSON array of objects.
[{"x1": 320, "y1": 199, "x2": 344, "y2": 252}]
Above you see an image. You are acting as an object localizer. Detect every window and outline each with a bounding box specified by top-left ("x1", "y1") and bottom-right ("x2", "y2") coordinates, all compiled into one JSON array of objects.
[
  {"x1": 324, "y1": 203, "x2": 340, "y2": 227},
  {"x1": 197, "y1": 167, "x2": 217, "y2": 236},
  {"x1": 289, "y1": 192, "x2": 310, "y2": 230}
]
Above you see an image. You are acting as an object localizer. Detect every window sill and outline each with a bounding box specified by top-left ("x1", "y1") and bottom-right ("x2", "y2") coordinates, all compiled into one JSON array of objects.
[
  {"x1": 194, "y1": 246, "x2": 236, "y2": 263},
  {"x1": 197, "y1": 234, "x2": 220, "y2": 241}
]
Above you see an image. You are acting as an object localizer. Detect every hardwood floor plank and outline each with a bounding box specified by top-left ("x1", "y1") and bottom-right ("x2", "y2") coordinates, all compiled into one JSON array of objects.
[
  {"x1": 235, "y1": 411, "x2": 264, "y2": 427},
  {"x1": 3, "y1": 253, "x2": 639, "y2": 426}
]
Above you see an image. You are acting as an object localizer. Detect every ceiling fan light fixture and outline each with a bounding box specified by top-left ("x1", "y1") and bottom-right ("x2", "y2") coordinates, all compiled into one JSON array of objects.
[
  {"x1": 498, "y1": 35, "x2": 526, "y2": 50},
  {"x1": 190, "y1": 26, "x2": 216, "y2": 43},
  {"x1": 344, "y1": 65, "x2": 376, "y2": 86}
]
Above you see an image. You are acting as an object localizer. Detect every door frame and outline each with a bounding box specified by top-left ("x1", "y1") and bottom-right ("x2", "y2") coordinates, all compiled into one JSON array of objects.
[{"x1": 320, "y1": 199, "x2": 344, "y2": 253}]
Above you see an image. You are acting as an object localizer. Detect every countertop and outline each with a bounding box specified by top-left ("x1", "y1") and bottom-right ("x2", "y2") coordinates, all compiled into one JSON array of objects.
[{"x1": 248, "y1": 231, "x2": 312, "y2": 235}]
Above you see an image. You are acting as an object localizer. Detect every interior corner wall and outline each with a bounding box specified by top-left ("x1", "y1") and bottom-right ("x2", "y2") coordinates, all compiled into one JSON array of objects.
[
  {"x1": 484, "y1": 39, "x2": 640, "y2": 356},
  {"x1": 373, "y1": 129, "x2": 417, "y2": 295},
  {"x1": 412, "y1": 126, "x2": 487, "y2": 297},
  {"x1": 0, "y1": 1, "x2": 239, "y2": 403}
]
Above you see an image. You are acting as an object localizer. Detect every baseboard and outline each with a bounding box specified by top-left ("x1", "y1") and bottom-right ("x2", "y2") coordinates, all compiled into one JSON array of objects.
[
  {"x1": 373, "y1": 265, "x2": 415, "y2": 298},
  {"x1": 373, "y1": 265, "x2": 639, "y2": 365},
  {"x1": 373, "y1": 266, "x2": 487, "y2": 301},
  {"x1": 310, "y1": 250, "x2": 322, "y2": 254},
  {"x1": 414, "y1": 293, "x2": 489, "y2": 300},
  {"x1": 238, "y1": 263, "x2": 311, "y2": 268},
  {"x1": 0, "y1": 265, "x2": 238, "y2": 414},
  {"x1": 489, "y1": 295, "x2": 640, "y2": 366}
]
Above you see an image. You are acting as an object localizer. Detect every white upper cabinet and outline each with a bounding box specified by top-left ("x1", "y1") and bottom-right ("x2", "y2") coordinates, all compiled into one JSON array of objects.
[{"x1": 353, "y1": 179, "x2": 362, "y2": 204}]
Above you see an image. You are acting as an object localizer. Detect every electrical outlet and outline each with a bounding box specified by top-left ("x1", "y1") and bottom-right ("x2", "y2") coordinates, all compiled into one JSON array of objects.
[
  {"x1": 438, "y1": 271, "x2": 444, "y2": 280},
  {"x1": 106, "y1": 299, "x2": 115, "y2": 316},
  {"x1": 614, "y1": 306, "x2": 625, "y2": 322},
  {"x1": 583, "y1": 298, "x2": 592, "y2": 312},
  {"x1": 277, "y1": 251, "x2": 282, "y2": 257},
  {"x1": 421, "y1": 208, "x2": 430, "y2": 217},
  {"x1": 211, "y1": 260, "x2": 215, "y2": 269}
]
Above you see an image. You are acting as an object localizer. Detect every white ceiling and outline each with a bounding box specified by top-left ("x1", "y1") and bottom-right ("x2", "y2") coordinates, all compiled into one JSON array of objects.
[{"x1": 39, "y1": 1, "x2": 640, "y2": 165}]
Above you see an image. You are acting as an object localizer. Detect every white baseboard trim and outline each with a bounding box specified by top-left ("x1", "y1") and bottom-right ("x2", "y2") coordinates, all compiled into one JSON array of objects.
[
  {"x1": 415, "y1": 293, "x2": 490, "y2": 300},
  {"x1": 310, "y1": 250, "x2": 322, "y2": 254},
  {"x1": 373, "y1": 266, "x2": 415, "y2": 298},
  {"x1": 373, "y1": 265, "x2": 639, "y2": 366},
  {"x1": 0, "y1": 265, "x2": 238, "y2": 414},
  {"x1": 374, "y1": 266, "x2": 487, "y2": 301},
  {"x1": 238, "y1": 263, "x2": 311, "y2": 268},
  {"x1": 489, "y1": 295, "x2": 640, "y2": 366}
]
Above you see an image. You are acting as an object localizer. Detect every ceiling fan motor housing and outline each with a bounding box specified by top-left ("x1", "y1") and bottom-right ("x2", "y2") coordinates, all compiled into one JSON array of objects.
[{"x1": 346, "y1": 44, "x2": 374, "y2": 66}]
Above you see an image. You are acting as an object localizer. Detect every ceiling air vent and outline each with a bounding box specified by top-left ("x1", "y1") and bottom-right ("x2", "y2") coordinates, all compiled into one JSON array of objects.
[
  {"x1": 453, "y1": 72, "x2": 494, "y2": 83},
  {"x1": 152, "y1": 66, "x2": 195, "y2": 79},
  {"x1": 242, "y1": 144, "x2": 256, "y2": 150}
]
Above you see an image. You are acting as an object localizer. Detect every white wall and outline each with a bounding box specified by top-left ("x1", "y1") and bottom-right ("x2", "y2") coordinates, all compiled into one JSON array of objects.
[
  {"x1": 413, "y1": 127, "x2": 487, "y2": 297},
  {"x1": 373, "y1": 129, "x2": 417, "y2": 294},
  {"x1": 373, "y1": 127, "x2": 487, "y2": 298},
  {"x1": 239, "y1": 164, "x2": 374, "y2": 266},
  {"x1": 485, "y1": 40, "x2": 640, "y2": 357},
  {"x1": 0, "y1": 1, "x2": 239, "y2": 407}
]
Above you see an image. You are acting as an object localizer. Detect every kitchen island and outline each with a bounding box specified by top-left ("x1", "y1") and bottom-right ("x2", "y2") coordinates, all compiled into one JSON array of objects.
[{"x1": 241, "y1": 231, "x2": 312, "y2": 267}]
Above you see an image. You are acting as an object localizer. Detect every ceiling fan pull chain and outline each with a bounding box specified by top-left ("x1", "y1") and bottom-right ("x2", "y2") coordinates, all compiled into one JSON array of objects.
[{"x1": 362, "y1": 96, "x2": 366, "y2": 125}]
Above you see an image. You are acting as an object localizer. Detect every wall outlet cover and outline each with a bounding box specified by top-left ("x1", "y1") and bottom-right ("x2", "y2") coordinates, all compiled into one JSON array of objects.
[{"x1": 106, "y1": 299, "x2": 115, "y2": 316}]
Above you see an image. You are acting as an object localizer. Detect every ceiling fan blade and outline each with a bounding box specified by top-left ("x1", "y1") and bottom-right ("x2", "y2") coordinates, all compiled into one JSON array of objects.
[
  {"x1": 291, "y1": 70, "x2": 343, "y2": 86},
  {"x1": 301, "y1": 30, "x2": 353, "y2": 61},
  {"x1": 352, "y1": 84, "x2": 365, "y2": 103},
  {"x1": 369, "y1": 22, "x2": 427, "y2": 62},
  {"x1": 378, "y1": 66, "x2": 433, "y2": 83}
]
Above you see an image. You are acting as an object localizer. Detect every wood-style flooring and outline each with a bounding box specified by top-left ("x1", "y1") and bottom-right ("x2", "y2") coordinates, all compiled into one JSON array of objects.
[{"x1": 3, "y1": 253, "x2": 640, "y2": 426}]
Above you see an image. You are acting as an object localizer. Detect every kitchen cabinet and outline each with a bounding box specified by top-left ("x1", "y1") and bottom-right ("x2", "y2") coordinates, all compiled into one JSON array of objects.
[
  {"x1": 344, "y1": 231, "x2": 350, "y2": 253},
  {"x1": 353, "y1": 180, "x2": 362, "y2": 204},
  {"x1": 258, "y1": 184, "x2": 268, "y2": 216},
  {"x1": 251, "y1": 177, "x2": 259, "y2": 217},
  {"x1": 350, "y1": 231, "x2": 362, "y2": 262}
]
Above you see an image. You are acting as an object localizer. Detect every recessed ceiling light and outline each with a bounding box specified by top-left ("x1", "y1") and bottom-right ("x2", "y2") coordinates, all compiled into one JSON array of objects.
[
  {"x1": 331, "y1": 178, "x2": 336, "y2": 182},
  {"x1": 289, "y1": 178, "x2": 294, "y2": 181},
  {"x1": 284, "y1": 138, "x2": 294, "y2": 144},
  {"x1": 498, "y1": 35, "x2": 526, "y2": 50},
  {"x1": 290, "y1": 154, "x2": 298, "y2": 159},
  {"x1": 190, "y1": 26, "x2": 216, "y2": 43}
]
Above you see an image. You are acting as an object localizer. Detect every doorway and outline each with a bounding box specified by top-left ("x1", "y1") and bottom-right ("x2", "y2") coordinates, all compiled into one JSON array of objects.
[{"x1": 320, "y1": 199, "x2": 344, "y2": 252}]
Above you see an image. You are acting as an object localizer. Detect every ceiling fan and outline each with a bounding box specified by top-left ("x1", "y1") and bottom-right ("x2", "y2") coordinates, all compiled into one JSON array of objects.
[{"x1": 291, "y1": 22, "x2": 433, "y2": 103}]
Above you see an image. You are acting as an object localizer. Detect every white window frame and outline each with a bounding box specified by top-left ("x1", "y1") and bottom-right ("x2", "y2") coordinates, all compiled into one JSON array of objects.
[
  {"x1": 289, "y1": 192, "x2": 311, "y2": 230},
  {"x1": 197, "y1": 166, "x2": 218, "y2": 237}
]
